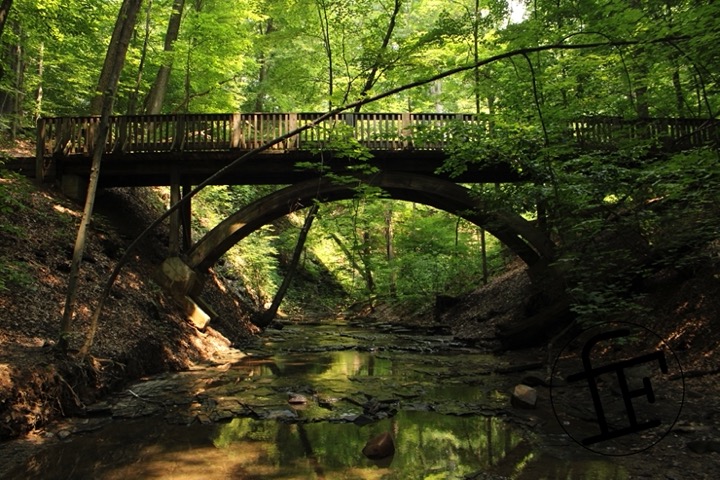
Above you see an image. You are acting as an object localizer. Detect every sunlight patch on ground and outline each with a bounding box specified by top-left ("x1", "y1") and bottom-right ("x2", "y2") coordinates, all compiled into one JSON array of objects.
[{"x1": 52, "y1": 204, "x2": 81, "y2": 217}]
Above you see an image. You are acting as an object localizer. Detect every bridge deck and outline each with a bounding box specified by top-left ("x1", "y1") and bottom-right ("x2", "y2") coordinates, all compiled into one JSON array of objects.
[{"x1": 36, "y1": 113, "x2": 719, "y2": 187}]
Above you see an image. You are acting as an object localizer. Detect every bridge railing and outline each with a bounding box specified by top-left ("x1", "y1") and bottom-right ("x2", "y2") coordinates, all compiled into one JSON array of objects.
[
  {"x1": 38, "y1": 113, "x2": 718, "y2": 158},
  {"x1": 570, "y1": 116, "x2": 720, "y2": 150}
]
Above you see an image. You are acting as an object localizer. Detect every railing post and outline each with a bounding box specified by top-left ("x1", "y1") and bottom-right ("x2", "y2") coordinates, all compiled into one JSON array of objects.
[
  {"x1": 231, "y1": 113, "x2": 242, "y2": 149},
  {"x1": 401, "y1": 113, "x2": 412, "y2": 149},
  {"x1": 114, "y1": 116, "x2": 128, "y2": 153},
  {"x1": 172, "y1": 114, "x2": 186, "y2": 151}
]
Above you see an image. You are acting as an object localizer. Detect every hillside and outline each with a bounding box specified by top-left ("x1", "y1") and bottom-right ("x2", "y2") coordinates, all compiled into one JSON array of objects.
[{"x1": 0, "y1": 172, "x2": 258, "y2": 439}]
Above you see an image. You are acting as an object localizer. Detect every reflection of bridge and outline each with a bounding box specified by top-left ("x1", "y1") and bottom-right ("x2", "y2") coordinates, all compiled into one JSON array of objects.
[{"x1": 33, "y1": 113, "x2": 719, "y2": 328}]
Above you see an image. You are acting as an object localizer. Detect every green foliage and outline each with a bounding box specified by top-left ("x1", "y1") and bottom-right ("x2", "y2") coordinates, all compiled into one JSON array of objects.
[
  {"x1": 0, "y1": 170, "x2": 27, "y2": 226},
  {"x1": 225, "y1": 225, "x2": 280, "y2": 309},
  {"x1": 0, "y1": 256, "x2": 34, "y2": 292},
  {"x1": 551, "y1": 147, "x2": 720, "y2": 324},
  {"x1": 0, "y1": 173, "x2": 33, "y2": 292}
]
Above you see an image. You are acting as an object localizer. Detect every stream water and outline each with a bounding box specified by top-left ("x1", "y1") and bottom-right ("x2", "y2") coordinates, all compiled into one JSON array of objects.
[{"x1": 3, "y1": 320, "x2": 630, "y2": 479}]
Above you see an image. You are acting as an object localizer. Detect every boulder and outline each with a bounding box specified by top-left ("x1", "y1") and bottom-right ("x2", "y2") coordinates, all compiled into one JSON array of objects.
[
  {"x1": 511, "y1": 384, "x2": 538, "y2": 409},
  {"x1": 362, "y1": 432, "x2": 395, "y2": 460}
]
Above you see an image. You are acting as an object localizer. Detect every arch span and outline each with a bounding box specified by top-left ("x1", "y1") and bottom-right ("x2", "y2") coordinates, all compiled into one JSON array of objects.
[{"x1": 186, "y1": 172, "x2": 555, "y2": 272}]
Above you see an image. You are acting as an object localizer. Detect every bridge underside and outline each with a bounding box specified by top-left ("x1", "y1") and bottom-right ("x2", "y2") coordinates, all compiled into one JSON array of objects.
[
  {"x1": 53, "y1": 149, "x2": 523, "y2": 188},
  {"x1": 185, "y1": 172, "x2": 555, "y2": 273}
]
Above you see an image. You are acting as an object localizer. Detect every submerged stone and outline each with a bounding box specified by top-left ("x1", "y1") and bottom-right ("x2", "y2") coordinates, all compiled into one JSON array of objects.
[{"x1": 362, "y1": 432, "x2": 395, "y2": 459}]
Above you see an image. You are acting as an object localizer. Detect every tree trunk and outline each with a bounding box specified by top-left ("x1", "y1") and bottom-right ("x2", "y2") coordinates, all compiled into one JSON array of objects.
[
  {"x1": 0, "y1": 0, "x2": 12, "y2": 47},
  {"x1": 0, "y1": 20, "x2": 24, "y2": 138},
  {"x1": 60, "y1": 0, "x2": 143, "y2": 356},
  {"x1": 127, "y1": 0, "x2": 153, "y2": 114},
  {"x1": 353, "y1": 0, "x2": 402, "y2": 112},
  {"x1": 329, "y1": 232, "x2": 374, "y2": 295},
  {"x1": 384, "y1": 204, "x2": 396, "y2": 296},
  {"x1": 361, "y1": 230, "x2": 375, "y2": 294},
  {"x1": 11, "y1": 22, "x2": 22, "y2": 139},
  {"x1": 254, "y1": 204, "x2": 319, "y2": 328},
  {"x1": 252, "y1": 18, "x2": 275, "y2": 112},
  {"x1": 315, "y1": 0, "x2": 333, "y2": 109},
  {"x1": 144, "y1": 0, "x2": 184, "y2": 114},
  {"x1": 0, "y1": 23, "x2": 18, "y2": 118},
  {"x1": 33, "y1": 42, "x2": 43, "y2": 121},
  {"x1": 89, "y1": 0, "x2": 143, "y2": 115},
  {"x1": 480, "y1": 227, "x2": 488, "y2": 285}
]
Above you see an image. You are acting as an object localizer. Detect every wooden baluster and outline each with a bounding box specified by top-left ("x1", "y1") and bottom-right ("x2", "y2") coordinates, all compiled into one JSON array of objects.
[
  {"x1": 231, "y1": 113, "x2": 241, "y2": 149},
  {"x1": 288, "y1": 113, "x2": 298, "y2": 150}
]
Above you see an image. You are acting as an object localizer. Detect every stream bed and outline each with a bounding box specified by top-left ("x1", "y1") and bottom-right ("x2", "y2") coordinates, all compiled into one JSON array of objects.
[{"x1": 2, "y1": 321, "x2": 629, "y2": 479}]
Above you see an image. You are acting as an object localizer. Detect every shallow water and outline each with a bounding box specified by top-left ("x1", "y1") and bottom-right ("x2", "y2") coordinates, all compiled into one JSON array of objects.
[{"x1": 2, "y1": 321, "x2": 629, "y2": 479}]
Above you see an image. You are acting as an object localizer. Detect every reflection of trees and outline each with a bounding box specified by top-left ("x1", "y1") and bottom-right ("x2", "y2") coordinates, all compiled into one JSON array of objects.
[{"x1": 213, "y1": 411, "x2": 525, "y2": 478}]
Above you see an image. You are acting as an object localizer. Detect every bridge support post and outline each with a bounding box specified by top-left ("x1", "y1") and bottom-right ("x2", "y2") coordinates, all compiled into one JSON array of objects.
[
  {"x1": 154, "y1": 257, "x2": 212, "y2": 330},
  {"x1": 182, "y1": 183, "x2": 193, "y2": 251},
  {"x1": 60, "y1": 174, "x2": 88, "y2": 202},
  {"x1": 169, "y1": 168, "x2": 181, "y2": 255},
  {"x1": 35, "y1": 118, "x2": 48, "y2": 184}
]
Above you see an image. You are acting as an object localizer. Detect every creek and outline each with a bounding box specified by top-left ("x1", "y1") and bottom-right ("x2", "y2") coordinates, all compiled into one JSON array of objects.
[{"x1": 3, "y1": 320, "x2": 629, "y2": 479}]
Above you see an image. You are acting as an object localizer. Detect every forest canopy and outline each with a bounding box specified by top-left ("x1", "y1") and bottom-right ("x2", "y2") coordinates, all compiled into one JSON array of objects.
[{"x1": 1, "y1": 0, "x2": 718, "y2": 122}]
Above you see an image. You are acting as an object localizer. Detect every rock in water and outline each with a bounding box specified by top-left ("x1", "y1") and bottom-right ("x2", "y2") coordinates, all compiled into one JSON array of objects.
[
  {"x1": 511, "y1": 384, "x2": 538, "y2": 409},
  {"x1": 362, "y1": 432, "x2": 395, "y2": 459},
  {"x1": 288, "y1": 393, "x2": 308, "y2": 405}
]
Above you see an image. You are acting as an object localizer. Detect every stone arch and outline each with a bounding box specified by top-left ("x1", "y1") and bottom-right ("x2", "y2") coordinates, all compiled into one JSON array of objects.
[{"x1": 186, "y1": 172, "x2": 555, "y2": 272}]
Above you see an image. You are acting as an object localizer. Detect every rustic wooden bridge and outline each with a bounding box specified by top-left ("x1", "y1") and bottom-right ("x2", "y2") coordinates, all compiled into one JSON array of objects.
[
  {"x1": 35, "y1": 112, "x2": 719, "y2": 189},
  {"x1": 28, "y1": 112, "x2": 719, "y2": 321},
  {"x1": 31, "y1": 112, "x2": 719, "y2": 255}
]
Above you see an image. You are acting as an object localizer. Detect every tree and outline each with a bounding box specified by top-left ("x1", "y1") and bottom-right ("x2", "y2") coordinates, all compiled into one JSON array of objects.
[
  {"x1": 88, "y1": 0, "x2": 143, "y2": 115},
  {"x1": 144, "y1": 0, "x2": 185, "y2": 114},
  {"x1": 61, "y1": 0, "x2": 143, "y2": 354},
  {"x1": 0, "y1": 0, "x2": 12, "y2": 48},
  {"x1": 254, "y1": 203, "x2": 320, "y2": 327}
]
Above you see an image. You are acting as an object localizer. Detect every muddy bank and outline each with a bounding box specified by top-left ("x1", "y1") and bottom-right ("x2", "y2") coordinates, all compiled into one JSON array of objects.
[{"x1": 0, "y1": 180, "x2": 257, "y2": 440}]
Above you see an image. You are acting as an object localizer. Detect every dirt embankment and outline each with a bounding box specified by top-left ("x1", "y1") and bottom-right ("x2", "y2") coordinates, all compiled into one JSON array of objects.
[{"x1": 0, "y1": 176, "x2": 258, "y2": 440}]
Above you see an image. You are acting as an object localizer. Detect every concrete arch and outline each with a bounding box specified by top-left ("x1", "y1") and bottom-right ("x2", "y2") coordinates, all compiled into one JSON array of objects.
[{"x1": 186, "y1": 172, "x2": 555, "y2": 272}]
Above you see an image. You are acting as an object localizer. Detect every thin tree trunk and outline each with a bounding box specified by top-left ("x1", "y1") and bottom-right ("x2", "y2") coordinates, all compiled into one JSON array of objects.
[
  {"x1": 89, "y1": 0, "x2": 143, "y2": 115},
  {"x1": 10, "y1": 21, "x2": 23, "y2": 139},
  {"x1": 34, "y1": 42, "x2": 43, "y2": 121},
  {"x1": 127, "y1": 0, "x2": 153, "y2": 114},
  {"x1": 353, "y1": 0, "x2": 402, "y2": 112},
  {"x1": 480, "y1": 227, "x2": 488, "y2": 285},
  {"x1": 253, "y1": 18, "x2": 275, "y2": 112},
  {"x1": 0, "y1": 0, "x2": 12, "y2": 47},
  {"x1": 384, "y1": 204, "x2": 396, "y2": 296},
  {"x1": 329, "y1": 232, "x2": 375, "y2": 295},
  {"x1": 145, "y1": 0, "x2": 184, "y2": 114},
  {"x1": 361, "y1": 230, "x2": 375, "y2": 294},
  {"x1": 60, "y1": 0, "x2": 143, "y2": 356},
  {"x1": 473, "y1": 0, "x2": 480, "y2": 115},
  {"x1": 316, "y1": 0, "x2": 333, "y2": 109},
  {"x1": 254, "y1": 204, "x2": 320, "y2": 328}
]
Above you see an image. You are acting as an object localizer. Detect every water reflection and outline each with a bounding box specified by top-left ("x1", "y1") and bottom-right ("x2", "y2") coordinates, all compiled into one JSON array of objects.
[
  {"x1": 2, "y1": 323, "x2": 630, "y2": 479},
  {"x1": 4, "y1": 411, "x2": 627, "y2": 480}
]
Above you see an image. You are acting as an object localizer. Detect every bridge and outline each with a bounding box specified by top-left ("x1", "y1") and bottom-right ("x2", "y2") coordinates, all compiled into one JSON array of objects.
[
  {"x1": 35, "y1": 112, "x2": 718, "y2": 188},
  {"x1": 31, "y1": 112, "x2": 719, "y2": 329}
]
